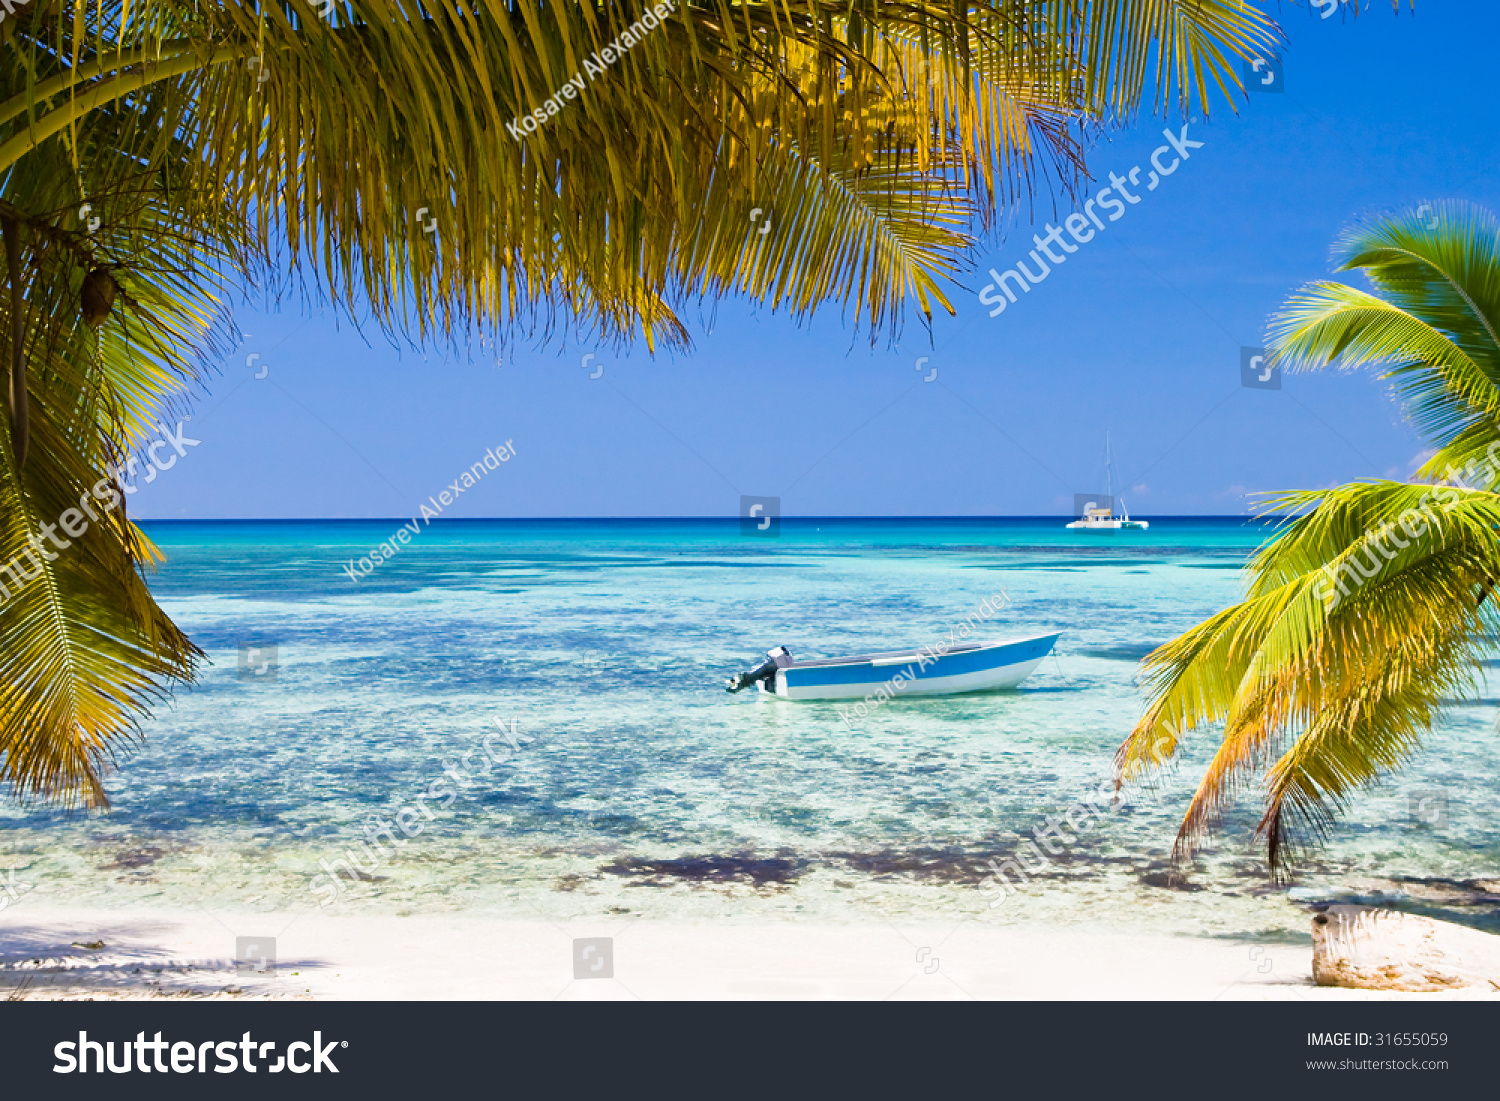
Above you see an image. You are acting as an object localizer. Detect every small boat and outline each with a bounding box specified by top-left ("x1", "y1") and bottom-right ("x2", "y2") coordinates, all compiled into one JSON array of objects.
[
  {"x1": 725, "y1": 633, "x2": 1062, "y2": 700},
  {"x1": 1066, "y1": 432, "x2": 1148, "y2": 530},
  {"x1": 1067, "y1": 502, "x2": 1148, "y2": 531}
]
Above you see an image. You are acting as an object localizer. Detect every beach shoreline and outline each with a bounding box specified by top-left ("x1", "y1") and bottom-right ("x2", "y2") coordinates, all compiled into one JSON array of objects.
[{"x1": 4, "y1": 906, "x2": 1496, "y2": 1001}]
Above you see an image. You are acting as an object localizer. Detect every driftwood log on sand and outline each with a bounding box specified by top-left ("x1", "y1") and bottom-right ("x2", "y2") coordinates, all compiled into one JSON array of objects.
[{"x1": 1312, "y1": 905, "x2": 1500, "y2": 991}]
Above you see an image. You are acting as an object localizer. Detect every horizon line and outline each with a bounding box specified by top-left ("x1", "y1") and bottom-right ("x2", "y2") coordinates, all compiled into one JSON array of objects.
[{"x1": 133, "y1": 513, "x2": 1286, "y2": 523}]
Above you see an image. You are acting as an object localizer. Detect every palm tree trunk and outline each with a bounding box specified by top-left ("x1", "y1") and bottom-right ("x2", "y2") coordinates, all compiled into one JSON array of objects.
[{"x1": 2, "y1": 215, "x2": 25, "y2": 469}]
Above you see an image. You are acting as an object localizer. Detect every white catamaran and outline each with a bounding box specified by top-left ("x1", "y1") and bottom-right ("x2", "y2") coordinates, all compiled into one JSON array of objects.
[{"x1": 1066, "y1": 433, "x2": 1148, "y2": 531}]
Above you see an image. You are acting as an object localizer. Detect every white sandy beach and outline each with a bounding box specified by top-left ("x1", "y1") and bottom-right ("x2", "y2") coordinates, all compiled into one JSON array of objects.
[{"x1": 3, "y1": 907, "x2": 1496, "y2": 1001}]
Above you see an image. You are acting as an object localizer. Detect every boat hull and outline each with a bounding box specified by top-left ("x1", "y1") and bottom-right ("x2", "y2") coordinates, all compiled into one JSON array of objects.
[{"x1": 760, "y1": 632, "x2": 1061, "y2": 701}]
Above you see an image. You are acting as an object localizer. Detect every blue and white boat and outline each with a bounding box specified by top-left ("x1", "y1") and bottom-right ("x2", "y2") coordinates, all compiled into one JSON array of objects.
[{"x1": 725, "y1": 633, "x2": 1062, "y2": 700}]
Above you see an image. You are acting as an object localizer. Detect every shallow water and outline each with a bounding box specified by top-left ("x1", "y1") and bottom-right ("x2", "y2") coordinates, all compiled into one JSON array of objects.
[{"x1": 2, "y1": 518, "x2": 1496, "y2": 943}]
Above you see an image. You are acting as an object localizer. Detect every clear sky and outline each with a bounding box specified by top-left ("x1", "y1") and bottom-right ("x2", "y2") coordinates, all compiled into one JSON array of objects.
[{"x1": 131, "y1": 1, "x2": 1497, "y2": 520}]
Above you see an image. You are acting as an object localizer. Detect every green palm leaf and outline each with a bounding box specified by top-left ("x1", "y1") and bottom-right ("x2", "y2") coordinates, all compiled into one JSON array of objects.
[{"x1": 1120, "y1": 204, "x2": 1500, "y2": 875}]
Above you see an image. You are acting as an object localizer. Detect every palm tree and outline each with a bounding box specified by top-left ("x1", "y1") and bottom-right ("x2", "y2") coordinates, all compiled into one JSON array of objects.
[
  {"x1": 1116, "y1": 201, "x2": 1500, "y2": 876},
  {"x1": 0, "y1": 0, "x2": 1279, "y2": 807}
]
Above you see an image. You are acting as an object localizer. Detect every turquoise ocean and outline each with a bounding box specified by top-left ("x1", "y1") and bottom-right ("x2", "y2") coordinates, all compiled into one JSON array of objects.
[{"x1": 2, "y1": 518, "x2": 1496, "y2": 938}]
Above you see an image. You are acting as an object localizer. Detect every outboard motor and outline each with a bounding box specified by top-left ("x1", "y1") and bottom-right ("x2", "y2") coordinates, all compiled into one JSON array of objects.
[{"x1": 726, "y1": 646, "x2": 792, "y2": 693}]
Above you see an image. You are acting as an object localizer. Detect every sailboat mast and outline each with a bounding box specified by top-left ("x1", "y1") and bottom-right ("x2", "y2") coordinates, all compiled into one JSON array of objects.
[{"x1": 1105, "y1": 432, "x2": 1113, "y2": 512}]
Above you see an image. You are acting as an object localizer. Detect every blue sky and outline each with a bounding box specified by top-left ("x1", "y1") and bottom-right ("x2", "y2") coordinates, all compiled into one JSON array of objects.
[{"x1": 133, "y1": 1, "x2": 1496, "y2": 520}]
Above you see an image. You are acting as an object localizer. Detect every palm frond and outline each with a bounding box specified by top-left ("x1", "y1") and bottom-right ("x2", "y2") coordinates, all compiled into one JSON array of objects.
[
  {"x1": 1268, "y1": 202, "x2": 1500, "y2": 483},
  {"x1": 2, "y1": 2, "x2": 1282, "y2": 348},
  {"x1": 1119, "y1": 477, "x2": 1500, "y2": 875}
]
